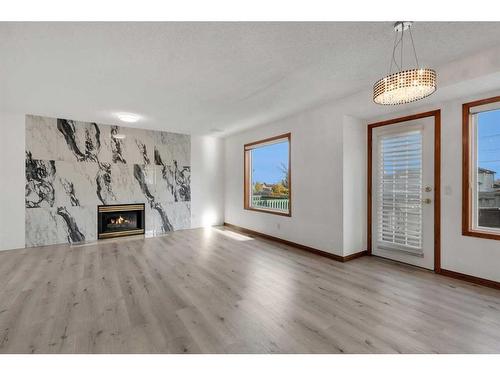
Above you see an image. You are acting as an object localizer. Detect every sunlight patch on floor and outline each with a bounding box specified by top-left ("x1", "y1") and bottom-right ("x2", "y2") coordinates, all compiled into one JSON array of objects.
[{"x1": 212, "y1": 227, "x2": 254, "y2": 241}]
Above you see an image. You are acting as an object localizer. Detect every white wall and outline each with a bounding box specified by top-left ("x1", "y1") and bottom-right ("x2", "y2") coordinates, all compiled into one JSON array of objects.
[
  {"x1": 440, "y1": 95, "x2": 500, "y2": 282},
  {"x1": 224, "y1": 105, "x2": 345, "y2": 255},
  {"x1": 0, "y1": 111, "x2": 225, "y2": 251},
  {"x1": 191, "y1": 135, "x2": 225, "y2": 228},
  {"x1": 440, "y1": 95, "x2": 500, "y2": 283},
  {"x1": 342, "y1": 115, "x2": 367, "y2": 256},
  {"x1": 223, "y1": 109, "x2": 367, "y2": 257},
  {"x1": 0, "y1": 112, "x2": 25, "y2": 251}
]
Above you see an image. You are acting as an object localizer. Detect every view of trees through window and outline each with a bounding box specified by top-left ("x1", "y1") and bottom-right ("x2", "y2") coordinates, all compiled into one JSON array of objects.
[
  {"x1": 476, "y1": 108, "x2": 500, "y2": 229},
  {"x1": 250, "y1": 139, "x2": 289, "y2": 213}
]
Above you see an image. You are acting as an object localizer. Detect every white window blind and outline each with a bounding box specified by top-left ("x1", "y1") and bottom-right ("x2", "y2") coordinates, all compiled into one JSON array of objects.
[{"x1": 377, "y1": 130, "x2": 423, "y2": 255}]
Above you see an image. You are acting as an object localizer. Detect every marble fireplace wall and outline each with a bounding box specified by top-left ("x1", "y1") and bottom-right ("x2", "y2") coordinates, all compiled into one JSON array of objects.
[{"x1": 25, "y1": 115, "x2": 191, "y2": 247}]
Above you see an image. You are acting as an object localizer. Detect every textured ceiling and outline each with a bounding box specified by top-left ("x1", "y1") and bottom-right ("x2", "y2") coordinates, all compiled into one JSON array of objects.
[{"x1": 1, "y1": 22, "x2": 500, "y2": 135}]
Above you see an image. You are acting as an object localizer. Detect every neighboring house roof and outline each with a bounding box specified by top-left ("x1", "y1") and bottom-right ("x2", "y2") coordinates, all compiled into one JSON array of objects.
[{"x1": 478, "y1": 167, "x2": 496, "y2": 175}]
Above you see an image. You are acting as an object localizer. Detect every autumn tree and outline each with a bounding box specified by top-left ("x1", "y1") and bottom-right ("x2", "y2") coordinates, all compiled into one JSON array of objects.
[
  {"x1": 277, "y1": 163, "x2": 289, "y2": 188},
  {"x1": 271, "y1": 182, "x2": 288, "y2": 197},
  {"x1": 253, "y1": 182, "x2": 263, "y2": 194}
]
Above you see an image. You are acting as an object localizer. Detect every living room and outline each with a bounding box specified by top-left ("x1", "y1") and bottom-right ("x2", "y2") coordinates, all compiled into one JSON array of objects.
[{"x1": 1, "y1": 0, "x2": 500, "y2": 373}]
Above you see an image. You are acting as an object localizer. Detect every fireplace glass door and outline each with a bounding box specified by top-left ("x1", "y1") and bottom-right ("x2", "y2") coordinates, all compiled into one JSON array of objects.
[{"x1": 98, "y1": 204, "x2": 145, "y2": 239}]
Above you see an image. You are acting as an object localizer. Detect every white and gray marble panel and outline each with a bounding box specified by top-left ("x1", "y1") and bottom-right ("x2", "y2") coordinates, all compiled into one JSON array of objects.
[
  {"x1": 25, "y1": 207, "x2": 67, "y2": 247},
  {"x1": 154, "y1": 131, "x2": 190, "y2": 167},
  {"x1": 25, "y1": 155, "x2": 58, "y2": 208},
  {"x1": 165, "y1": 201, "x2": 191, "y2": 231},
  {"x1": 154, "y1": 163, "x2": 191, "y2": 202},
  {"x1": 26, "y1": 115, "x2": 62, "y2": 161},
  {"x1": 57, "y1": 119, "x2": 112, "y2": 163},
  {"x1": 60, "y1": 205, "x2": 97, "y2": 243},
  {"x1": 25, "y1": 205, "x2": 96, "y2": 247},
  {"x1": 153, "y1": 165, "x2": 176, "y2": 202},
  {"x1": 110, "y1": 126, "x2": 155, "y2": 165},
  {"x1": 110, "y1": 163, "x2": 156, "y2": 204},
  {"x1": 54, "y1": 161, "x2": 101, "y2": 207}
]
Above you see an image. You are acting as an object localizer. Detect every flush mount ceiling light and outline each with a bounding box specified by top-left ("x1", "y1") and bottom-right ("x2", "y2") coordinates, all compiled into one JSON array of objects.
[
  {"x1": 373, "y1": 21, "x2": 437, "y2": 105},
  {"x1": 116, "y1": 112, "x2": 140, "y2": 123}
]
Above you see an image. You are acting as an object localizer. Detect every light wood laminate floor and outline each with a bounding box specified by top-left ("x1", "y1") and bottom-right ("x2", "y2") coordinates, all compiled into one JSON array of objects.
[{"x1": 1, "y1": 226, "x2": 500, "y2": 353}]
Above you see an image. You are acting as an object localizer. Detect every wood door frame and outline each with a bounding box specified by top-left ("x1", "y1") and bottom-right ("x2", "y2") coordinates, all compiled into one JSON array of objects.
[{"x1": 367, "y1": 110, "x2": 441, "y2": 272}]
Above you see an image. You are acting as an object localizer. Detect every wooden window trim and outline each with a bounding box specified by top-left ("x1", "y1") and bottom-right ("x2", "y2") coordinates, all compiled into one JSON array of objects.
[
  {"x1": 462, "y1": 95, "x2": 500, "y2": 240},
  {"x1": 367, "y1": 110, "x2": 441, "y2": 272},
  {"x1": 244, "y1": 133, "x2": 291, "y2": 217}
]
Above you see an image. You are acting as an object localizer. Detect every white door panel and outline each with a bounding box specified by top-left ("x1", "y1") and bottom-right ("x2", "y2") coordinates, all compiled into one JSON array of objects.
[{"x1": 372, "y1": 118, "x2": 434, "y2": 270}]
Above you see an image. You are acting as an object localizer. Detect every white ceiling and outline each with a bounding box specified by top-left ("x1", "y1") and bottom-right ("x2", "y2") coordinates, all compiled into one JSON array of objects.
[{"x1": 1, "y1": 22, "x2": 500, "y2": 135}]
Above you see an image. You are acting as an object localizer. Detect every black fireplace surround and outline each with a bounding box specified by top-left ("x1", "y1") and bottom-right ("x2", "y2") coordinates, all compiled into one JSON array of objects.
[{"x1": 97, "y1": 204, "x2": 145, "y2": 239}]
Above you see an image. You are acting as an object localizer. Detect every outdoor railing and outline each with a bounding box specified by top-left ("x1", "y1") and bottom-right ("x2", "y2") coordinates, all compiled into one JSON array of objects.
[
  {"x1": 252, "y1": 196, "x2": 289, "y2": 211},
  {"x1": 478, "y1": 207, "x2": 500, "y2": 228}
]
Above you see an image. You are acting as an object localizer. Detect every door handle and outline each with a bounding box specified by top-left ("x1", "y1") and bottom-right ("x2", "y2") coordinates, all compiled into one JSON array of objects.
[{"x1": 422, "y1": 198, "x2": 432, "y2": 204}]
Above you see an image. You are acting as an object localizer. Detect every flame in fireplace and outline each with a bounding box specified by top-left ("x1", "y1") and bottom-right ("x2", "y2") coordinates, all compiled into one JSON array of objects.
[{"x1": 110, "y1": 215, "x2": 130, "y2": 225}]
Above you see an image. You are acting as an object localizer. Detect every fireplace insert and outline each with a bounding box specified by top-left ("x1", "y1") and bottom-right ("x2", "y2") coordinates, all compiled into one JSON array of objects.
[{"x1": 97, "y1": 204, "x2": 145, "y2": 239}]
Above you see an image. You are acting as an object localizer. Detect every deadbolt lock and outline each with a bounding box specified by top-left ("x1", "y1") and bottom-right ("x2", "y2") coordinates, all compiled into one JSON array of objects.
[
  {"x1": 424, "y1": 186, "x2": 432, "y2": 192},
  {"x1": 422, "y1": 198, "x2": 432, "y2": 204}
]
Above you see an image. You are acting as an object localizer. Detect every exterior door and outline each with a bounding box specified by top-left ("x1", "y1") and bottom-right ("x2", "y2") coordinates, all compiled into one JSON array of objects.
[{"x1": 372, "y1": 117, "x2": 435, "y2": 270}]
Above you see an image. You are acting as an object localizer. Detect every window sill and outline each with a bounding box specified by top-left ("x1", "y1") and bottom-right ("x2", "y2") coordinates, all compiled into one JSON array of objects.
[
  {"x1": 244, "y1": 206, "x2": 291, "y2": 217},
  {"x1": 462, "y1": 228, "x2": 500, "y2": 241}
]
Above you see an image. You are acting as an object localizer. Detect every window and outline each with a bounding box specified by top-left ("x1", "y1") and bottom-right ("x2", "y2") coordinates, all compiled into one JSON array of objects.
[
  {"x1": 463, "y1": 96, "x2": 500, "y2": 239},
  {"x1": 244, "y1": 133, "x2": 291, "y2": 216}
]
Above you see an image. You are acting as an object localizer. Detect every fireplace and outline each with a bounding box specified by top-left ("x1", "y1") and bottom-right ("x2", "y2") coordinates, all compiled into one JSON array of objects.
[{"x1": 97, "y1": 204, "x2": 145, "y2": 239}]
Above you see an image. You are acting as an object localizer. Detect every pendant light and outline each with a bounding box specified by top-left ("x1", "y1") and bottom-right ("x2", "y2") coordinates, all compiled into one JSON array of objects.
[{"x1": 373, "y1": 21, "x2": 436, "y2": 105}]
